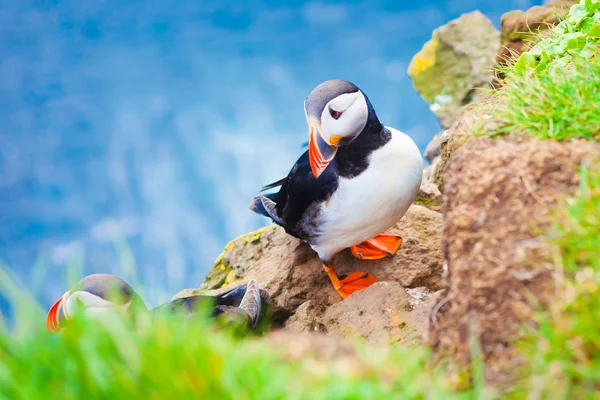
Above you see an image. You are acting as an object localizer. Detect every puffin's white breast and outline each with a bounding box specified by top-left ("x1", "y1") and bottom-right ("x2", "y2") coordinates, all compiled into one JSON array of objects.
[{"x1": 312, "y1": 127, "x2": 423, "y2": 261}]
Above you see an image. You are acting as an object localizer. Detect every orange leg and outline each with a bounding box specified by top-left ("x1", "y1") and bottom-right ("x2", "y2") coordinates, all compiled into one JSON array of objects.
[
  {"x1": 350, "y1": 234, "x2": 403, "y2": 260},
  {"x1": 323, "y1": 264, "x2": 377, "y2": 299}
]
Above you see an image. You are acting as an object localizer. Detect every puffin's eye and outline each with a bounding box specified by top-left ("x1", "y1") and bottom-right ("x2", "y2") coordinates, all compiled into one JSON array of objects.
[{"x1": 329, "y1": 107, "x2": 342, "y2": 120}]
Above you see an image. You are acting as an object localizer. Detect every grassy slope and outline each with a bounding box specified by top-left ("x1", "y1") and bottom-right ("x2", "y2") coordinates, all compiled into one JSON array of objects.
[{"x1": 489, "y1": 0, "x2": 600, "y2": 140}]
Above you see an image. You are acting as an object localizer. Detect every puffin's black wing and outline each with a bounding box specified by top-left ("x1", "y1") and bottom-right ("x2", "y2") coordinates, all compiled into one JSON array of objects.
[
  {"x1": 150, "y1": 282, "x2": 271, "y2": 331},
  {"x1": 250, "y1": 151, "x2": 338, "y2": 239},
  {"x1": 150, "y1": 295, "x2": 214, "y2": 317},
  {"x1": 150, "y1": 283, "x2": 253, "y2": 316}
]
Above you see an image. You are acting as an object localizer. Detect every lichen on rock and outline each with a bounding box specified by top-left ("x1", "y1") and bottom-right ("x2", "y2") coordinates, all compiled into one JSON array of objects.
[
  {"x1": 201, "y1": 226, "x2": 277, "y2": 291},
  {"x1": 408, "y1": 11, "x2": 501, "y2": 129}
]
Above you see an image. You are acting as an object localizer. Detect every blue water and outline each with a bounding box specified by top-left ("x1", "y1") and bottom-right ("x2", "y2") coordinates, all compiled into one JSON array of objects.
[{"x1": 0, "y1": 0, "x2": 543, "y2": 311}]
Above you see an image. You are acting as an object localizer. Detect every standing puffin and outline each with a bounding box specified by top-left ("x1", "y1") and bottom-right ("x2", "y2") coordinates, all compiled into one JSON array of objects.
[
  {"x1": 250, "y1": 80, "x2": 423, "y2": 299},
  {"x1": 46, "y1": 274, "x2": 269, "y2": 332}
]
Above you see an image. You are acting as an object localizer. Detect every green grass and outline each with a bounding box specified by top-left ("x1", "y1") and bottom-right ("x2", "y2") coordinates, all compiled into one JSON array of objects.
[
  {"x1": 512, "y1": 163, "x2": 600, "y2": 399},
  {"x1": 491, "y1": 58, "x2": 600, "y2": 140},
  {"x1": 488, "y1": 0, "x2": 600, "y2": 140},
  {"x1": 0, "y1": 276, "x2": 473, "y2": 400}
]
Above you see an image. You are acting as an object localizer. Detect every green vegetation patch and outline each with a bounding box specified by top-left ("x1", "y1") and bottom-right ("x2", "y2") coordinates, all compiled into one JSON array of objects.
[
  {"x1": 492, "y1": 58, "x2": 600, "y2": 140},
  {"x1": 414, "y1": 195, "x2": 442, "y2": 212},
  {"x1": 490, "y1": 0, "x2": 600, "y2": 140}
]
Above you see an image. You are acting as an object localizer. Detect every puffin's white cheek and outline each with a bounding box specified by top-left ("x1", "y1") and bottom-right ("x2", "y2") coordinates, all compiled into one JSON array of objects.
[
  {"x1": 320, "y1": 93, "x2": 369, "y2": 143},
  {"x1": 344, "y1": 94, "x2": 369, "y2": 136},
  {"x1": 320, "y1": 118, "x2": 336, "y2": 141},
  {"x1": 65, "y1": 290, "x2": 123, "y2": 319}
]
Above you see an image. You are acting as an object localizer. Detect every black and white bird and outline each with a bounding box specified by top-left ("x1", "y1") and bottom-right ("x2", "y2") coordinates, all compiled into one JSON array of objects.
[
  {"x1": 250, "y1": 79, "x2": 423, "y2": 299},
  {"x1": 46, "y1": 274, "x2": 269, "y2": 332}
]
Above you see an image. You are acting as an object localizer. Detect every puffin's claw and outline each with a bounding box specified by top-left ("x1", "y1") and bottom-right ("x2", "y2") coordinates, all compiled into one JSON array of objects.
[
  {"x1": 323, "y1": 265, "x2": 377, "y2": 299},
  {"x1": 350, "y1": 234, "x2": 402, "y2": 260},
  {"x1": 337, "y1": 272, "x2": 377, "y2": 298}
]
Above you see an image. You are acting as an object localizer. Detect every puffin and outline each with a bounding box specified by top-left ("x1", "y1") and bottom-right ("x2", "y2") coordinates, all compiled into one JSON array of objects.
[
  {"x1": 46, "y1": 274, "x2": 269, "y2": 332},
  {"x1": 250, "y1": 79, "x2": 423, "y2": 299}
]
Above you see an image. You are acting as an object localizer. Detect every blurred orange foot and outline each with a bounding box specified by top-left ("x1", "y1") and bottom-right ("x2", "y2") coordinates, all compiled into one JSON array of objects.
[
  {"x1": 323, "y1": 264, "x2": 377, "y2": 299},
  {"x1": 350, "y1": 234, "x2": 403, "y2": 260}
]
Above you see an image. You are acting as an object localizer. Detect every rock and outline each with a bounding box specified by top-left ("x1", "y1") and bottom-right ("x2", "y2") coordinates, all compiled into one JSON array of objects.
[
  {"x1": 284, "y1": 283, "x2": 436, "y2": 346},
  {"x1": 434, "y1": 96, "x2": 502, "y2": 192},
  {"x1": 423, "y1": 157, "x2": 440, "y2": 184},
  {"x1": 416, "y1": 179, "x2": 442, "y2": 211},
  {"x1": 426, "y1": 136, "x2": 600, "y2": 386},
  {"x1": 183, "y1": 205, "x2": 443, "y2": 328},
  {"x1": 424, "y1": 133, "x2": 442, "y2": 163},
  {"x1": 494, "y1": 0, "x2": 575, "y2": 85},
  {"x1": 320, "y1": 282, "x2": 433, "y2": 346},
  {"x1": 500, "y1": 0, "x2": 574, "y2": 42},
  {"x1": 284, "y1": 300, "x2": 327, "y2": 333},
  {"x1": 417, "y1": 138, "x2": 443, "y2": 211},
  {"x1": 408, "y1": 11, "x2": 500, "y2": 128}
]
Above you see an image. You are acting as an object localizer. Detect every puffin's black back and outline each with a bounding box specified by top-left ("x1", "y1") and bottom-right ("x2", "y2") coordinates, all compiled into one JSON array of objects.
[
  {"x1": 150, "y1": 286, "x2": 246, "y2": 317},
  {"x1": 250, "y1": 150, "x2": 339, "y2": 241}
]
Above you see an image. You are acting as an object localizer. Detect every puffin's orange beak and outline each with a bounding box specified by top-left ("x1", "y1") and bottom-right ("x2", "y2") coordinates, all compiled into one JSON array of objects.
[
  {"x1": 308, "y1": 122, "x2": 337, "y2": 179},
  {"x1": 46, "y1": 296, "x2": 64, "y2": 332}
]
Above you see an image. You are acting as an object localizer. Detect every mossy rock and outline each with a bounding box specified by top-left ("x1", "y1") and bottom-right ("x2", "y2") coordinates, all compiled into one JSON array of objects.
[
  {"x1": 201, "y1": 226, "x2": 276, "y2": 290},
  {"x1": 408, "y1": 11, "x2": 500, "y2": 129},
  {"x1": 414, "y1": 195, "x2": 442, "y2": 212}
]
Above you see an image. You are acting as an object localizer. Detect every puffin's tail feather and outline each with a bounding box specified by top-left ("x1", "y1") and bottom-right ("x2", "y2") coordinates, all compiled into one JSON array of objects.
[
  {"x1": 249, "y1": 194, "x2": 285, "y2": 227},
  {"x1": 249, "y1": 195, "x2": 268, "y2": 216},
  {"x1": 238, "y1": 280, "x2": 262, "y2": 329},
  {"x1": 260, "y1": 177, "x2": 286, "y2": 192}
]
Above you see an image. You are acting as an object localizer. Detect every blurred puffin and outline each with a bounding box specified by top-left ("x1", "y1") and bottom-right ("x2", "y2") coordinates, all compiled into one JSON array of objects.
[
  {"x1": 250, "y1": 80, "x2": 423, "y2": 299},
  {"x1": 46, "y1": 274, "x2": 269, "y2": 332}
]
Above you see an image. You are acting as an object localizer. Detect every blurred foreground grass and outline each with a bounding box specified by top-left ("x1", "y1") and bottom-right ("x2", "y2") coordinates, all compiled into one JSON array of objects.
[{"x1": 0, "y1": 278, "x2": 472, "y2": 400}]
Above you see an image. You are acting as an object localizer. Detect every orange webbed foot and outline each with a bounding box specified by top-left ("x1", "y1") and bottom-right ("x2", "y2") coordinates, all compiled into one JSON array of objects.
[
  {"x1": 350, "y1": 234, "x2": 403, "y2": 260},
  {"x1": 323, "y1": 265, "x2": 377, "y2": 299}
]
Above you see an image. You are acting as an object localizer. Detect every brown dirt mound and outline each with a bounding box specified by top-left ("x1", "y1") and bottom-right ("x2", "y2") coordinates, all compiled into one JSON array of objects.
[{"x1": 426, "y1": 136, "x2": 600, "y2": 386}]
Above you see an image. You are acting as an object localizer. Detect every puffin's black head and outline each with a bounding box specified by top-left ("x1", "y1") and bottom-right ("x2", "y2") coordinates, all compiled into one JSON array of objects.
[
  {"x1": 46, "y1": 274, "x2": 148, "y2": 331},
  {"x1": 304, "y1": 79, "x2": 379, "y2": 178}
]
